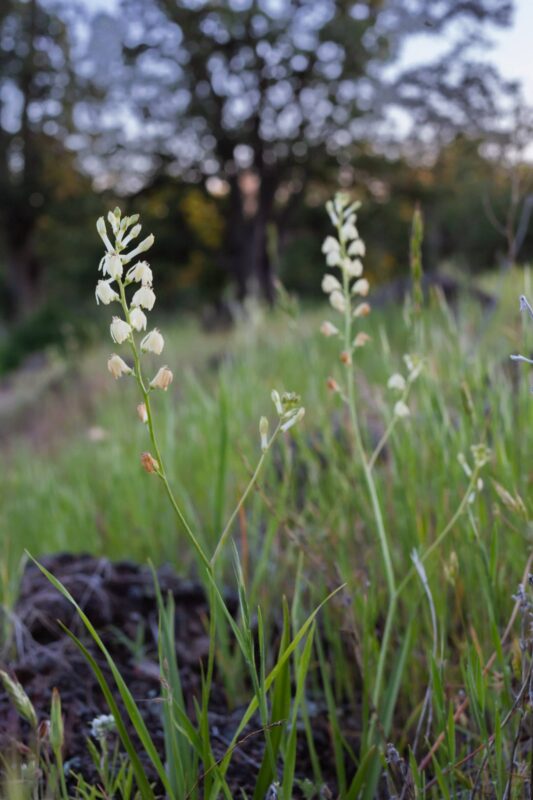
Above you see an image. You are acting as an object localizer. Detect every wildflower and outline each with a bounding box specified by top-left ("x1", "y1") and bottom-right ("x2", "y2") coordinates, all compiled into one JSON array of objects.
[
  {"x1": 150, "y1": 366, "x2": 173, "y2": 391},
  {"x1": 259, "y1": 416, "x2": 269, "y2": 451},
  {"x1": 343, "y1": 258, "x2": 363, "y2": 278},
  {"x1": 110, "y1": 317, "x2": 132, "y2": 344},
  {"x1": 403, "y1": 354, "x2": 423, "y2": 381},
  {"x1": 340, "y1": 350, "x2": 352, "y2": 365},
  {"x1": 320, "y1": 321, "x2": 339, "y2": 337},
  {"x1": 132, "y1": 285, "x2": 156, "y2": 311},
  {"x1": 353, "y1": 332, "x2": 371, "y2": 347},
  {"x1": 107, "y1": 354, "x2": 132, "y2": 378},
  {"x1": 322, "y1": 236, "x2": 340, "y2": 255},
  {"x1": 354, "y1": 302, "x2": 371, "y2": 318},
  {"x1": 95, "y1": 280, "x2": 119, "y2": 305},
  {"x1": 471, "y1": 443, "x2": 491, "y2": 469},
  {"x1": 90, "y1": 714, "x2": 116, "y2": 740},
  {"x1": 321, "y1": 274, "x2": 342, "y2": 294},
  {"x1": 387, "y1": 373, "x2": 406, "y2": 392},
  {"x1": 326, "y1": 250, "x2": 342, "y2": 267},
  {"x1": 130, "y1": 307, "x2": 147, "y2": 331},
  {"x1": 121, "y1": 224, "x2": 142, "y2": 248},
  {"x1": 127, "y1": 261, "x2": 153, "y2": 286},
  {"x1": 141, "y1": 329, "x2": 164, "y2": 354},
  {"x1": 348, "y1": 239, "x2": 366, "y2": 257},
  {"x1": 341, "y1": 222, "x2": 358, "y2": 240},
  {"x1": 102, "y1": 253, "x2": 123, "y2": 280},
  {"x1": 271, "y1": 390, "x2": 283, "y2": 415},
  {"x1": 329, "y1": 290, "x2": 346, "y2": 313},
  {"x1": 352, "y1": 278, "x2": 369, "y2": 296},
  {"x1": 394, "y1": 401, "x2": 410, "y2": 418},
  {"x1": 327, "y1": 377, "x2": 340, "y2": 393},
  {"x1": 141, "y1": 452, "x2": 160, "y2": 473},
  {"x1": 137, "y1": 403, "x2": 148, "y2": 423}
]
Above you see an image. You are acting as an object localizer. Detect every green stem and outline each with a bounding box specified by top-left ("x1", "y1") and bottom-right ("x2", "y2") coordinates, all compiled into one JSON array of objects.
[
  {"x1": 211, "y1": 423, "x2": 281, "y2": 566},
  {"x1": 116, "y1": 278, "x2": 211, "y2": 572}
]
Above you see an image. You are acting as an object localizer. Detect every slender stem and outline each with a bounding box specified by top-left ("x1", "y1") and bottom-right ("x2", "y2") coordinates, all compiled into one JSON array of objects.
[
  {"x1": 211, "y1": 423, "x2": 281, "y2": 566},
  {"x1": 116, "y1": 277, "x2": 211, "y2": 572}
]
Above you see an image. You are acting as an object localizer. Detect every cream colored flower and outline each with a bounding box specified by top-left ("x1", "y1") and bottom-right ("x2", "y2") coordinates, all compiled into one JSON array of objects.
[
  {"x1": 110, "y1": 317, "x2": 132, "y2": 344},
  {"x1": 95, "y1": 280, "x2": 119, "y2": 305},
  {"x1": 127, "y1": 261, "x2": 153, "y2": 286},
  {"x1": 102, "y1": 253, "x2": 123, "y2": 280},
  {"x1": 348, "y1": 239, "x2": 366, "y2": 257},
  {"x1": 329, "y1": 290, "x2": 346, "y2": 313},
  {"x1": 394, "y1": 401, "x2": 410, "y2": 418},
  {"x1": 353, "y1": 332, "x2": 371, "y2": 348},
  {"x1": 354, "y1": 302, "x2": 371, "y2": 318},
  {"x1": 96, "y1": 217, "x2": 113, "y2": 253},
  {"x1": 107, "y1": 354, "x2": 132, "y2": 378},
  {"x1": 150, "y1": 366, "x2": 173, "y2": 391},
  {"x1": 320, "y1": 321, "x2": 339, "y2": 337},
  {"x1": 141, "y1": 328, "x2": 164, "y2": 354},
  {"x1": 141, "y1": 452, "x2": 160, "y2": 473},
  {"x1": 130, "y1": 307, "x2": 147, "y2": 331},
  {"x1": 259, "y1": 416, "x2": 269, "y2": 451},
  {"x1": 132, "y1": 285, "x2": 156, "y2": 310},
  {"x1": 321, "y1": 274, "x2": 342, "y2": 294},
  {"x1": 322, "y1": 236, "x2": 340, "y2": 255},
  {"x1": 343, "y1": 258, "x2": 363, "y2": 278},
  {"x1": 387, "y1": 373, "x2": 406, "y2": 392},
  {"x1": 352, "y1": 278, "x2": 369, "y2": 296},
  {"x1": 137, "y1": 403, "x2": 148, "y2": 423},
  {"x1": 123, "y1": 234, "x2": 154, "y2": 263}
]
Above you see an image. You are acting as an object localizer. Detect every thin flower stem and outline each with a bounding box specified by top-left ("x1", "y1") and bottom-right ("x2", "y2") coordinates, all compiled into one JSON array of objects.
[
  {"x1": 211, "y1": 423, "x2": 282, "y2": 566},
  {"x1": 116, "y1": 277, "x2": 211, "y2": 572}
]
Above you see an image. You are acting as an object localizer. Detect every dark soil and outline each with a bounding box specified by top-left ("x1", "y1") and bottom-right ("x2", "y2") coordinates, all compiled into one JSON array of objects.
[{"x1": 0, "y1": 554, "x2": 342, "y2": 797}]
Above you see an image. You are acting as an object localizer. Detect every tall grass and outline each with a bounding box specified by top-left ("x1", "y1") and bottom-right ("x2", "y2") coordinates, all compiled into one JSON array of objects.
[{"x1": 1, "y1": 199, "x2": 533, "y2": 796}]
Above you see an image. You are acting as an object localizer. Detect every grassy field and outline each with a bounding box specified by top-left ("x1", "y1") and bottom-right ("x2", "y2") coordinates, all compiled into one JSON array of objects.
[{"x1": 2, "y1": 245, "x2": 533, "y2": 797}]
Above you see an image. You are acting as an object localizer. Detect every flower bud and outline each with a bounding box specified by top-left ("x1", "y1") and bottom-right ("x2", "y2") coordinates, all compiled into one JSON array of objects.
[
  {"x1": 321, "y1": 274, "x2": 342, "y2": 294},
  {"x1": 271, "y1": 390, "x2": 283, "y2": 415},
  {"x1": 103, "y1": 253, "x2": 123, "y2": 280},
  {"x1": 137, "y1": 403, "x2": 148, "y2": 423},
  {"x1": 344, "y1": 258, "x2": 363, "y2": 278},
  {"x1": 110, "y1": 317, "x2": 132, "y2": 344},
  {"x1": 322, "y1": 236, "x2": 340, "y2": 255},
  {"x1": 50, "y1": 688, "x2": 64, "y2": 755},
  {"x1": 141, "y1": 452, "x2": 160, "y2": 473},
  {"x1": 130, "y1": 307, "x2": 147, "y2": 331},
  {"x1": 280, "y1": 407, "x2": 305, "y2": 432},
  {"x1": 353, "y1": 332, "x2": 371, "y2": 348},
  {"x1": 127, "y1": 261, "x2": 153, "y2": 286},
  {"x1": 340, "y1": 350, "x2": 352, "y2": 365},
  {"x1": 132, "y1": 285, "x2": 156, "y2": 311},
  {"x1": 259, "y1": 416, "x2": 269, "y2": 451},
  {"x1": 96, "y1": 217, "x2": 113, "y2": 252},
  {"x1": 150, "y1": 366, "x2": 173, "y2": 391},
  {"x1": 0, "y1": 670, "x2": 38, "y2": 729},
  {"x1": 123, "y1": 234, "x2": 155, "y2": 263},
  {"x1": 141, "y1": 328, "x2": 164, "y2": 354},
  {"x1": 95, "y1": 280, "x2": 119, "y2": 305},
  {"x1": 348, "y1": 239, "x2": 366, "y2": 257},
  {"x1": 107, "y1": 354, "x2": 132, "y2": 378},
  {"x1": 320, "y1": 321, "x2": 339, "y2": 337}
]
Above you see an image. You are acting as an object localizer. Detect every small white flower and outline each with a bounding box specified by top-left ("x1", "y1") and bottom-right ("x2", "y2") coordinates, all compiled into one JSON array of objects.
[
  {"x1": 321, "y1": 274, "x2": 342, "y2": 294},
  {"x1": 341, "y1": 223, "x2": 358, "y2": 240},
  {"x1": 322, "y1": 236, "x2": 340, "y2": 255},
  {"x1": 343, "y1": 258, "x2": 363, "y2": 278},
  {"x1": 127, "y1": 261, "x2": 153, "y2": 286},
  {"x1": 130, "y1": 307, "x2": 147, "y2": 331},
  {"x1": 348, "y1": 239, "x2": 366, "y2": 257},
  {"x1": 259, "y1": 416, "x2": 269, "y2": 452},
  {"x1": 329, "y1": 290, "x2": 346, "y2": 313},
  {"x1": 132, "y1": 286, "x2": 156, "y2": 310},
  {"x1": 326, "y1": 201, "x2": 338, "y2": 225},
  {"x1": 141, "y1": 328, "x2": 164, "y2": 354},
  {"x1": 102, "y1": 253, "x2": 123, "y2": 280},
  {"x1": 90, "y1": 714, "x2": 116, "y2": 740},
  {"x1": 326, "y1": 250, "x2": 342, "y2": 267},
  {"x1": 95, "y1": 280, "x2": 119, "y2": 305},
  {"x1": 394, "y1": 401, "x2": 410, "y2": 419},
  {"x1": 110, "y1": 317, "x2": 132, "y2": 344},
  {"x1": 120, "y1": 224, "x2": 142, "y2": 248},
  {"x1": 137, "y1": 403, "x2": 148, "y2": 423},
  {"x1": 107, "y1": 354, "x2": 132, "y2": 379},
  {"x1": 352, "y1": 278, "x2": 369, "y2": 296},
  {"x1": 387, "y1": 373, "x2": 406, "y2": 392},
  {"x1": 353, "y1": 302, "x2": 371, "y2": 317},
  {"x1": 353, "y1": 332, "x2": 371, "y2": 348},
  {"x1": 150, "y1": 366, "x2": 173, "y2": 391},
  {"x1": 320, "y1": 320, "x2": 339, "y2": 337}
]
